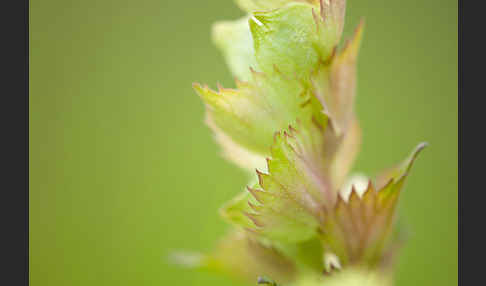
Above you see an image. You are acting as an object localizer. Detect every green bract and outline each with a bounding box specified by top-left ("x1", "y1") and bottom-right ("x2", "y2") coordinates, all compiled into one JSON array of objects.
[
  {"x1": 322, "y1": 144, "x2": 428, "y2": 269},
  {"x1": 181, "y1": 1, "x2": 427, "y2": 285},
  {"x1": 220, "y1": 114, "x2": 335, "y2": 244},
  {"x1": 212, "y1": 16, "x2": 256, "y2": 82},
  {"x1": 250, "y1": 3, "x2": 329, "y2": 79},
  {"x1": 194, "y1": 2, "x2": 356, "y2": 172},
  {"x1": 193, "y1": 67, "x2": 322, "y2": 160}
]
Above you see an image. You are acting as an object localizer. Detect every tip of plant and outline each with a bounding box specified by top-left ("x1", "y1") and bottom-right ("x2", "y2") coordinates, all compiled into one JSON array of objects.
[
  {"x1": 397, "y1": 142, "x2": 429, "y2": 179},
  {"x1": 410, "y1": 142, "x2": 428, "y2": 161},
  {"x1": 417, "y1": 141, "x2": 429, "y2": 150},
  {"x1": 358, "y1": 17, "x2": 366, "y2": 27}
]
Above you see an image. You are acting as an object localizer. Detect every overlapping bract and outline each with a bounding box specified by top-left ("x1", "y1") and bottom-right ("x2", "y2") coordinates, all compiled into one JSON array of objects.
[
  {"x1": 194, "y1": 1, "x2": 358, "y2": 172},
  {"x1": 193, "y1": 67, "x2": 322, "y2": 163},
  {"x1": 220, "y1": 115, "x2": 333, "y2": 244},
  {"x1": 220, "y1": 121, "x2": 426, "y2": 266},
  {"x1": 322, "y1": 143, "x2": 427, "y2": 269},
  {"x1": 186, "y1": 0, "x2": 426, "y2": 285}
]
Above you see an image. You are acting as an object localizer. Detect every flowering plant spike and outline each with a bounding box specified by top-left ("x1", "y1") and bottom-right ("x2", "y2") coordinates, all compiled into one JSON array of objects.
[{"x1": 178, "y1": 1, "x2": 427, "y2": 285}]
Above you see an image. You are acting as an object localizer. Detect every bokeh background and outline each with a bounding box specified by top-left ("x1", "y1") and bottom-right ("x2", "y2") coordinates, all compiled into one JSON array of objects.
[{"x1": 30, "y1": 0, "x2": 457, "y2": 285}]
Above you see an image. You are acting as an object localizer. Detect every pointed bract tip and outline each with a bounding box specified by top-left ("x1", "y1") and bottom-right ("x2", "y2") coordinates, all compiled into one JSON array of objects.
[
  {"x1": 248, "y1": 201, "x2": 259, "y2": 212},
  {"x1": 367, "y1": 179, "x2": 373, "y2": 190},
  {"x1": 216, "y1": 82, "x2": 223, "y2": 92},
  {"x1": 312, "y1": 8, "x2": 320, "y2": 29},
  {"x1": 357, "y1": 17, "x2": 366, "y2": 28},
  {"x1": 406, "y1": 142, "x2": 428, "y2": 167},
  {"x1": 416, "y1": 141, "x2": 429, "y2": 151},
  {"x1": 265, "y1": 157, "x2": 271, "y2": 165},
  {"x1": 349, "y1": 186, "x2": 360, "y2": 201},
  {"x1": 256, "y1": 169, "x2": 266, "y2": 186},
  {"x1": 288, "y1": 124, "x2": 298, "y2": 136},
  {"x1": 336, "y1": 20, "x2": 365, "y2": 62},
  {"x1": 354, "y1": 18, "x2": 366, "y2": 38},
  {"x1": 247, "y1": 186, "x2": 264, "y2": 204},
  {"x1": 244, "y1": 212, "x2": 264, "y2": 227},
  {"x1": 192, "y1": 82, "x2": 202, "y2": 90},
  {"x1": 283, "y1": 130, "x2": 295, "y2": 140},
  {"x1": 272, "y1": 131, "x2": 282, "y2": 143},
  {"x1": 319, "y1": 0, "x2": 326, "y2": 20}
]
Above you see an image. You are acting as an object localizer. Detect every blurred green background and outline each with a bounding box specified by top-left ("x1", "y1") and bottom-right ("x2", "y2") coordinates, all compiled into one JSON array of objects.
[{"x1": 30, "y1": 0, "x2": 457, "y2": 285}]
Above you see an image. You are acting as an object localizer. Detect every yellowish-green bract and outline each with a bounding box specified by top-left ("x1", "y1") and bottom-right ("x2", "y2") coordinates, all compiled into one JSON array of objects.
[{"x1": 186, "y1": 1, "x2": 427, "y2": 285}]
